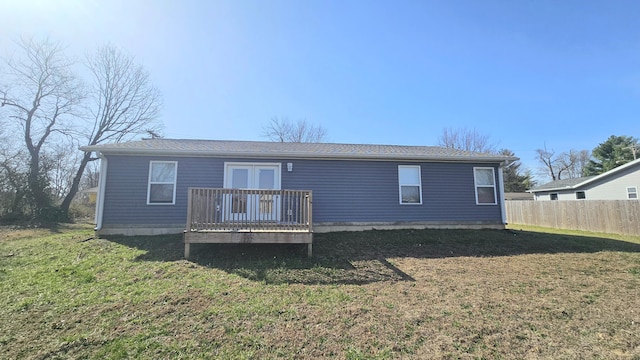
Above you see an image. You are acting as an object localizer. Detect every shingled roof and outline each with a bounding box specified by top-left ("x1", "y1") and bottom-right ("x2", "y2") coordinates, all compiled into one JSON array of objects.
[
  {"x1": 80, "y1": 138, "x2": 517, "y2": 162},
  {"x1": 529, "y1": 157, "x2": 640, "y2": 193},
  {"x1": 529, "y1": 176, "x2": 596, "y2": 192}
]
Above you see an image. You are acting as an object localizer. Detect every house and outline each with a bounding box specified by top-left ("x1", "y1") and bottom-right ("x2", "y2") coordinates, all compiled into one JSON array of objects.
[
  {"x1": 504, "y1": 192, "x2": 534, "y2": 201},
  {"x1": 80, "y1": 139, "x2": 516, "y2": 258},
  {"x1": 529, "y1": 158, "x2": 640, "y2": 201}
]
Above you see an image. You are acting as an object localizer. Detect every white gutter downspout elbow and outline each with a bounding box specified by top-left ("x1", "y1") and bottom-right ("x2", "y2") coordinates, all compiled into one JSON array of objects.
[
  {"x1": 498, "y1": 161, "x2": 508, "y2": 225},
  {"x1": 95, "y1": 152, "x2": 108, "y2": 231}
]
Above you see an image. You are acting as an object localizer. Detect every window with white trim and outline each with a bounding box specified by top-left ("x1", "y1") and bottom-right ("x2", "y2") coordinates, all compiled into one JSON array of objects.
[
  {"x1": 473, "y1": 167, "x2": 497, "y2": 205},
  {"x1": 575, "y1": 191, "x2": 586, "y2": 199},
  {"x1": 147, "y1": 161, "x2": 177, "y2": 205},
  {"x1": 628, "y1": 187, "x2": 638, "y2": 199},
  {"x1": 550, "y1": 193, "x2": 558, "y2": 201},
  {"x1": 398, "y1": 165, "x2": 422, "y2": 204}
]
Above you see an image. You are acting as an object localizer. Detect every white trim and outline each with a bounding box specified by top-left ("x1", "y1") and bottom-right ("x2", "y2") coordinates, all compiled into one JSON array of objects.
[
  {"x1": 550, "y1": 193, "x2": 559, "y2": 200},
  {"x1": 498, "y1": 163, "x2": 506, "y2": 224},
  {"x1": 398, "y1": 165, "x2": 422, "y2": 205},
  {"x1": 573, "y1": 158, "x2": 640, "y2": 188},
  {"x1": 147, "y1": 161, "x2": 178, "y2": 205},
  {"x1": 575, "y1": 191, "x2": 586, "y2": 199},
  {"x1": 223, "y1": 162, "x2": 282, "y2": 189},
  {"x1": 95, "y1": 153, "x2": 108, "y2": 231},
  {"x1": 222, "y1": 162, "x2": 282, "y2": 222},
  {"x1": 473, "y1": 167, "x2": 497, "y2": 205},
  {"x1": 627, "y1": 186, "x2": 638, "y2": 199}
]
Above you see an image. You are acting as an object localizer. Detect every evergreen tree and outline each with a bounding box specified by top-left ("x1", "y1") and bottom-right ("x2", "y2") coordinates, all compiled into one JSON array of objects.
[
  {"x1": 499, "y1": 149, "x2": 536, "y2": 192},
  {"x1": 583, "y1": 135, "x2": 638, "y2": 176}
]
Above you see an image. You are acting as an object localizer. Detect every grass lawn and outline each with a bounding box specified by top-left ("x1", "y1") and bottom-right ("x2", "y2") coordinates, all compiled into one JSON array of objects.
[{"x1": 1, "y1": 224, "x2": 639, "y2": 359}]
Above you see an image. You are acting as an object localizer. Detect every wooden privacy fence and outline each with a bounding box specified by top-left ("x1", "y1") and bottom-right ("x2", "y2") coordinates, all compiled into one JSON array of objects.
[{"x1": 505, "y1": 200, "x2": 640, "y2": 236}]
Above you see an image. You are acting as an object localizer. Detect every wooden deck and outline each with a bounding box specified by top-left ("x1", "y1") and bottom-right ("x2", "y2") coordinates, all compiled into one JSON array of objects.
[{"x1": 184, "y1": 188, "x2": 313, "y2": 258}]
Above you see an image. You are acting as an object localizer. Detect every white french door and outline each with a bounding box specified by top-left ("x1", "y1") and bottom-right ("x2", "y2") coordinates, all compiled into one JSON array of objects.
[{"x1": 224, "y1": 163, "x2": 281, "y2": 221}]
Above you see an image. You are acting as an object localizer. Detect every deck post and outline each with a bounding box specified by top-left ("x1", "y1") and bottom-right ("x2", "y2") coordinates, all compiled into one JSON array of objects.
[
  {"x1": 184, "y1": 236, "x2": 191, "y2": 259},
  {"x1": 307, "y1": 243, "x2": 312, "y2": 258}
]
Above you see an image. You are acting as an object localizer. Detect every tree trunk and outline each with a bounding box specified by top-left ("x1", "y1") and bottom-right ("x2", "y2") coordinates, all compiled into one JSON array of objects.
[
  {"x1": 60, "y1": 151, "x2": 93, "y2": 217},
  {"x1": 27, "y1": 152, "x2": 50, "y2": 213}
]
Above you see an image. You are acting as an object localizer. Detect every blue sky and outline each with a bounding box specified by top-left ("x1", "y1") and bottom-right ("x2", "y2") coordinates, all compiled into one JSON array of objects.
[{"x1": 1, "y1": 0, "x2": 639, "y2": 180}]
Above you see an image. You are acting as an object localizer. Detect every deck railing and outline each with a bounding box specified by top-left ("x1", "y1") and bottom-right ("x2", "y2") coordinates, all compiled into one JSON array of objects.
[{"x1": 186, "y1": 188, "x2": 312, "y2": 232}]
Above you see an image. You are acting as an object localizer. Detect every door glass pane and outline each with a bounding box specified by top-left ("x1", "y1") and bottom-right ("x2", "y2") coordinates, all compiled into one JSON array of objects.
[
  {"x1": 232, "y1": 194, "x2": 247, "y2": 213},
  {"x1": 258, "y1": 169, "x2": 275, "y2": 189},
  {"x1": 231, "y1": 169, "x2": 249, "y2": 188},
  {"x1": 259, "y1": 195, "x2": 273, "y2": 214}
]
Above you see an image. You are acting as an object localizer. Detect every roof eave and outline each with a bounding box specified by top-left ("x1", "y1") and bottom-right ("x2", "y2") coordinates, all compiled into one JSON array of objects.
[
  {"x1": 572, "y1": 158, "x2": 640, "y2": 188},
  {"x1": 528, "y1": 186, "x2": 574, "y2": 193},
  {"x1": 80, "y1": 147, "x2": 514, "y2": 163},
  {"x1": 530, "y1": 158, "x2": 640, "y2": 192}
]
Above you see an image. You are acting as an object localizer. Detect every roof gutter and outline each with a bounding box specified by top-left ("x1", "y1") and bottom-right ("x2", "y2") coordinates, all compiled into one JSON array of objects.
[
  {"x1": 94, "y1": 152, "x2": 107, "y2": 232},
  {"x1": 78, "y1": 148, "x2": 516, "y2": 163},
  {"x1": 498, "y1": 161, "x2": 507, "y2": 225}
]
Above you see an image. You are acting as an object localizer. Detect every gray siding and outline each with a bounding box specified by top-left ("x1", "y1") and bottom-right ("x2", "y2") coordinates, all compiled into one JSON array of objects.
[
  {"x1": 582, "y1": 164, "x2": 640, "y2": 200},
  {"x1": 102, "y1": 155, "x2": 503, "y2": 226},
  {"x1": 533, "y1": 164, "x2": 640, "y2": 201}
]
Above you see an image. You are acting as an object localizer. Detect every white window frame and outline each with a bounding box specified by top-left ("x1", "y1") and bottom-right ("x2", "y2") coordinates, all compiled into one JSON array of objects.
[
  {"x1": 147, "y1": 161, "x2": 177, "y2": 205},
  {"x1": 575, "y1": 191, "x2": 586, "y2": 200},
  {"x1": 550, "y1": 193, "x2": 559, "y2": 201},
  {"x1": 473, "y1": 167, "x2": 497, "y2": 205},
  {"x1": 398, "y1": 165, "x2": 422, "y2": 205},
  {"x1": 627, "y1": 186, "x2": 638, "y2": 199}
]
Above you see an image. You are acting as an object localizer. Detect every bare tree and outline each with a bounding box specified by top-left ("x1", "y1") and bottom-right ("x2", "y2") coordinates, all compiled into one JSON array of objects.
[
  {"x1": 42, "y1": 141, "x2": 81, "y2": 202},
  {"x1": 536, "y1": 146, "x2": 559, "y2": 181},
  {"x1": 81, "y1": 160, "x2": 100, "y2": 190},
  {"x1": 0, "y1": 126, "x2": 31, "y2": 217},
  {"x1": 438, "y1": 127, "x2": 498, "y2": 153},
  {"x1": 262, "y1": 117, "x2": 328, "y2": 143},
  {"x1": 558, "y1": 149, "x2": 590, "y2": 179},
  {"x1": 0, "y1": 37, "x2": 83, "y2": 213},
  {"x1": 59, "y1": 44, "x2": 162, "y2": 215},
  {"x1": 536, "y1": 145, "x2": 590, "y2": 181}
]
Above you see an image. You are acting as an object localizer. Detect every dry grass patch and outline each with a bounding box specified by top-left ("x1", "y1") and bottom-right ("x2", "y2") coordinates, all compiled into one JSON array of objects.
[{"x1": 1, "y1": 226, "x2": 639, "y2": 358}]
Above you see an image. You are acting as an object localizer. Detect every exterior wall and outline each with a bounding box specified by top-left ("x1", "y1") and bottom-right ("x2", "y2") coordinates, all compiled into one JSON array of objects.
[
  {"x1": 533, "y1": 191, "x2": 581, "y2": 201},
  {"x1": 533, "y1": 164, "x2": 640, "y2": 201},
  {"x1": 581, "y1": 165, "x2": 640, "y2": 200},
  {"x1": 99, "y1": 155, "x2": 505, "y2": 233}
]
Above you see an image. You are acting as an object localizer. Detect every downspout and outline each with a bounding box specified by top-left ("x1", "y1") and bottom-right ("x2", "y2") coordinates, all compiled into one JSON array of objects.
[
  {"x1": 95, "y1": 152, "x2": 108, "y2": 231},
  {"x1": 498, "y1": 161, "x2": 508, "y2": 225}
]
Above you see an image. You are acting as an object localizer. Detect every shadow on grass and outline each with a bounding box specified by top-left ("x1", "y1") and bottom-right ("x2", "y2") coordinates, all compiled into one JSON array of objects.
[{"x1": 103, "y1": 228, "x2": 640, "y2": 285}]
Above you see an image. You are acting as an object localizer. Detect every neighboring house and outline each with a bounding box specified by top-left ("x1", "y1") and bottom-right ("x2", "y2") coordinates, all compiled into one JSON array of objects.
[
  {"x1": 504, "y1": 192, "x2": 534, "y2": 201},
  {"x1": 529, "y1": 158, "x2": 640, "y2": 201},
  {"x1": 80, "y1": 139, "x2": 515, "y2": 257}
]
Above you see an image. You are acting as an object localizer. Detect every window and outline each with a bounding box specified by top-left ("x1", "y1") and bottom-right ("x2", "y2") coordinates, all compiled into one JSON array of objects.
[
  {"x1": 628, "y1": 187, "x2": 638, "y2": 199},
  {"x1": 398, "y1": 165, "x2": 422, "y2": 204},
  {"x1": 473, "y1": 167, "x2": 497, "y2": 205},
  {"x1": 575, "y1": 191, "x2": 586, "y2": 199},
  {"x1": 147, "y1": 161, "x2": 177, "y2": 205},
  {"x1": 550, "y1": 193, "x2": 558, "y2": 201}
]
